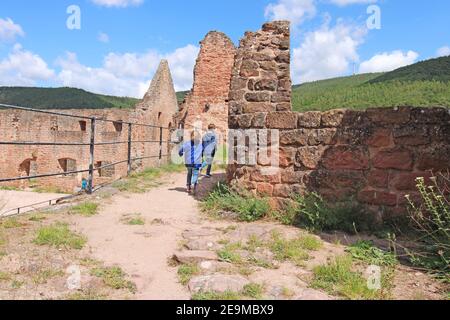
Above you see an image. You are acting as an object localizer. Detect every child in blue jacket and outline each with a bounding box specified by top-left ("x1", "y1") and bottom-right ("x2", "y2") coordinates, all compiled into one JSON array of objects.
[{"x1": 179, "y1": 130, "x2": 204, "y2": 194}]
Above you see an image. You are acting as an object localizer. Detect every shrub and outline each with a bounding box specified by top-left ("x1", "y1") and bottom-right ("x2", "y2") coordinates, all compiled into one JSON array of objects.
[
  {"x1": 406, "y1": 175, "x2": 449, "y2": 280},
  {"x1": 90, "y1": 266, "x2": 136, "y2": 292},
  {"x1": 280, "y1": 193, "x2": 376, "y2": 234},
  {"x1": 202, "y1": 182, "x2": 271, "y2": 222}
]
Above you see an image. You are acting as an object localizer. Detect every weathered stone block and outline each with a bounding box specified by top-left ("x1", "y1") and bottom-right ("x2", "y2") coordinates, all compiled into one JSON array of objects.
[
  {"x1": 245, "y1": 92, "x2": 271, "y2": 102},
  {"x1": 251, "y1": 112, "x2": 267, "y2": 128},
  {"x1": 266, "y1": 112, "x2": 297, "y2": 129},
  {"x1": 242, "y1": 102, "x2": 274, "y2": 113},
  {"x1": 297, "y1": 112, "x2": 322, "y2": 128},
  {"x1": 322, "y1": 146, "x2": 370, "y2": 170},
  {"x1": 296, "y1": 146, "x2": 328, "y2": 170},
  {"x1": 372, "y1": 148, "x2": 413, "y2": 170},
  {"x1": 367, "y1": 170, "x2": 389, "y2": 188},
  {"x1": 393, "y1": 126, "x2": 430, "y2": 146},
  {"x1": 276, "y1": 103, "x2": 291, "y2": 111},
  {"x1": 308, "y1": 129, "x2": 337, "y2": 146},
  {"x1": 367, "y1": 128, "x2": 393, "y2": 147},
  {"x1": 254, "y1": 79, "x2": 278, "y2": 91},
  {"x1": 390, "y1": 172, "x2": 432, "y2": 191},
  {"x1": 280, "y1": 129, "x2": 309, "y2": 146},
  {"x1": 281, "y1": 169, "x2": 311, "y2": 184},
  {"x1": 250, "y1": 169, "x2": 281, "y2": 183},
  {"x1": 271, "y1": 92, "x2": 291, "y2": 103},
  {"x1": 256, "y1": 182, "x2": 274, "y2": 196},
  {"x1": 411, "y1": 107, "x2": 450, "y2": 124},
  {"x1": 415, "y1": 145, "x2": 450, "y2": 171},
  {"x1": 358, "y1": 190, "x2": 397, "y2": 207},
  {"x1": 279, "y1": 147, "x2": 296, "y2": 167},
  {"x1": 321, "y1": 109, "x2": 345, "y2": 127},
  {"x1": 366, "y1": 107, "x2": 410, "y2": 124}
]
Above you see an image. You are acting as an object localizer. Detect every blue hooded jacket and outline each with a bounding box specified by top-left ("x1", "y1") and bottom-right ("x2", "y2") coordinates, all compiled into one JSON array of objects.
[{"x1": 179, "y1": 140, "x2": 204, "y2": 168}]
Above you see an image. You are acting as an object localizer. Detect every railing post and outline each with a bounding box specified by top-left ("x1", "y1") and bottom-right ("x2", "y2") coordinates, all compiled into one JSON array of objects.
[
  {"x1": 88, "y1": 117, "x2": 96, "y2": 194},
  {"x1": 159, "y1": 126, "x2": 163, "y2": 166},
  {"x1": 127, "y1": 123, "x2": 132, "y2": 175}
]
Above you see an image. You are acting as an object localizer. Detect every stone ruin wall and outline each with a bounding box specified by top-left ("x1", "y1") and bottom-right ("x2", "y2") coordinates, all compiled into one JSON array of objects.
[
  {"x1": 227, "y1": 21, "x2": 450, "y2": 220},
  {"x1": 0, "y1": 60, "x2": 178, "y2": 193},
  {"x1": 177, "y1": 31, "x2": 236, "y2": 139}
]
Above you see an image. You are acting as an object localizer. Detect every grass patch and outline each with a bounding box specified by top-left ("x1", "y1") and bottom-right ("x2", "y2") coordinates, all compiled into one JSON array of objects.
[
  {"x1": 34, "y1": 222, "x2": 86, "y2": 249},
  {"x1": 90, "y1": 266, "x2": 136, "y2": 293},
  {"x1": 69, "y1": 202, "x2": 99, "y2": 217},
  {"x1": 1, "y1": 218, "x2": 23, "y2": 229},
  {"x1": 347, "y1": 240, "x2": 397, "y2": 267},
  {"x1": 178, "y1": 263, "x2": 200, "y2": 285},
  {"x1": 0, "y1": 186, "x2": 20, "y2": 191},
  {"x1": 28, "y1": 214, "x2": 47, "y2": 222},
  {"x1": 0, "y1": 271, "x2": 11, "y2": 281},
  {"x1": 121, "y1": 214, "x2": 145, "y2": 226},
  {"x1": 269, "y1": 231, "x2": 322, "y2": 266},
  {"x1": 242, "y1": 283, "x2": 264, "y2": 299},
  {"x1": 32, "y1": 269, "x2": 64, "y2": 284},
  {"x1": 202, "y1": 182, "x2": 271, "y2": 222},
  {"x1": 65, "y1": 290, "x2": 107, "y2": 300},
  {"x1": 11, "y1": 279, "x2": 24, "y2": 289},
  {"x1": 217, "y1": 242, "x2": 243, "y2": 264},
  {"x1": 32, "y1": 186, "x2": 68, "y2": 194},
  {"x1": 192, "y1": 291, "x2": 242, "y2": 300},
  {"x1": 311, "y1": 255, "x2": 392, "y2": 300},
  {"x1": 112, "y1": 163, "x2": 184, "y2": 193},
  {"x1": 277, "y1": 193, "x2": 377, "y2": 234}
]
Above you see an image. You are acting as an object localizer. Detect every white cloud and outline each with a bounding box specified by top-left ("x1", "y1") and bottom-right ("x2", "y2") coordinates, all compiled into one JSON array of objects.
[
  {"x1": 292, "y1": 20, "x2": 367, "y2": 83},
  {"x1": 0, "y1": 44, "x2": 55, "y2": 86},
  {"x1": 329, "y1": 0, "x2": 377, "y2": 6},
  {"x1": 91, "y1": 0, "x2": 144, "y2": 8},
  {"x1": 56, "y1": 45, "x2": 199, "y2": 98},
  {"x1": 437, "y1": 46, "x2": 450, "y2": 57},
  {"x1": 359, "y1": 50, "x2": 419, "y2": 73},
  {"x1": 264, "y1": 0, "x2": 316, "y2": 27},
  {"x1": 0, "y1": 18, "x2": 25, "y2": 42},
  {"x1": 98, "y1": 32, "x2": 110, "y2": 43}
]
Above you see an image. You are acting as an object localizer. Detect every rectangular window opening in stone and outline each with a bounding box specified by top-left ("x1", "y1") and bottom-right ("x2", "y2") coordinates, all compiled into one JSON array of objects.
[
  {"x1": 113, "y1": 121, "x2": 123, "y2": 132},
  {"x1": 58, "y1": 158, "x2": 77, "y2": 176},
  {"x1": 19, "y1": 158, "x2": 37, "y2": 178},
  {"x1": 79, "y1": 120, "x2": 87, "y2": 131},
  {"x1": 95, "y1": 161, "x2": 115, "y2": 177}
]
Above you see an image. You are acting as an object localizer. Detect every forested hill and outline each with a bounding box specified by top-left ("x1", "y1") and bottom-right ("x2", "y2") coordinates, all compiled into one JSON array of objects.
[{"x1": 0, "y1": 87, "x2": 140, "y2": 110}]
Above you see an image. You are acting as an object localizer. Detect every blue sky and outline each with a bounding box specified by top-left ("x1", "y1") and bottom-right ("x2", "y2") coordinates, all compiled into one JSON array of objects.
[{"x1": 0, "y1": 0, "x2": 449, "y2": 97}]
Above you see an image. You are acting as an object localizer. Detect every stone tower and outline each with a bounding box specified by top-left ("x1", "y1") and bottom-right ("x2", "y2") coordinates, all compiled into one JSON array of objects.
[{"x1": 177, "y1": 31, "x2": 236, "y2": 136}]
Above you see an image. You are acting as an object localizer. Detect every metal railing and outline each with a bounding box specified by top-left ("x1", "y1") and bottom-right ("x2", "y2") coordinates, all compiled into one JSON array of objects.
[{"x1": 0, "y1": 103, "x2": 173, "y2": 195}]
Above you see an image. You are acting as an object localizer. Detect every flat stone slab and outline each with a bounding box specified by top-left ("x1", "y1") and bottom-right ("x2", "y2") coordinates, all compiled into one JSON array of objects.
[
  {"x1": 182, "y1": 228, "x2": 221, "y2": 239},
  {"x1": 188, "y1": 274, "x2": 250, "y2": 293},
  {"x1": 173, "y1": 250, "x2": 218, "y2": 264},
  {"x1": 227, "y1": 225, "x2": 273, "y2": 242},
  {"x1": 294, "y1": 288, "x2": 334, "y2": 300},
  {"x1": 185, "y1": 239, "x2": 220, "y2": 251}
]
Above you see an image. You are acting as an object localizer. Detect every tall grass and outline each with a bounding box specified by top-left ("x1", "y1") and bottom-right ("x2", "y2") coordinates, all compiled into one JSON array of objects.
[
  {"x1": 406, "y1": 174, "x2": 449, "y2": 280},
  {"x1": 201, "y1": 182, "x2": 271, "y2": 222}
]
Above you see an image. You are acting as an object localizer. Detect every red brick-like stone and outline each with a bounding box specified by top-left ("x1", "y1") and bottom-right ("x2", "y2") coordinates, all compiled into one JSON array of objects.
[
  {"x1": 372, "y1": 148, "x2": 413, "y2": 170},
  {"x1": 256, "y1": 182, "x2": 274, "y2": 196},
  {"x1": 415, "y1": 146, "x2": 450, "y2": 171},
  {"x1": 279, "y1": 147, "x2": 296, "y2": 168},
  {"x1": 250, "y1": 169, "x2": 281, "y2": 184},
  {"x1": 322, "y1": 146, "x2": 370, "y2": 170},
  {"x1": 390, "y1": 172, "x2": 432, "y2": 191},
  {"x1": 366, "y1": 107, "x2": 410, "y2": 124},
  {"x1": 321, "y1": 109, "x2": 345, "y2": 127},
  {"x1": 358, "y1": 190, "x2": 397, "y2": 207},
  {"x1": 266, "y1": 112, "x2": 297, "y2": 129},
  {"x1": 296, "y1": 146, "x2": 328, "y2": 170},
  {"x1": 297, "y1": 112, "x2": 321, "y2": 128},
  {"x1": 367, "y1": 170, "x2": 389, "y2": 188},
  {"x1": 367, "y1": 128, "x2": 392, "y2": 147},
  {"x1": 280, "y1": 129, "x2": 309, "y2": 146}
]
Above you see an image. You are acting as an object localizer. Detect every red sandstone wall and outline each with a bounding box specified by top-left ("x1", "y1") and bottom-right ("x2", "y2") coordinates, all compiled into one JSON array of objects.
[
  {"x1": 177, "y1": 31, "x2": 236, "y2": 136},
  {"x1": 0, "y1": 60, "x2": 178, "y2": 193},
  {"x1": 227, "y1": 21, "x2": 450, "y2": 220}
]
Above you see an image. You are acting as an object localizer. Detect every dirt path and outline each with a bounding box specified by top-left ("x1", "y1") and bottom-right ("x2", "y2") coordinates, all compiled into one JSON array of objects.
[{"x1": 73, "y1": 172, "x2": 225, "y2": 300}]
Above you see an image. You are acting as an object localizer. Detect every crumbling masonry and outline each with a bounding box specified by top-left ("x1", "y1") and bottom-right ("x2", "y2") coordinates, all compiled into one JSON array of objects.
[
  {"x1": 0, "y1": 60, "x2": 178, "y2": 192},
  {"x1": 226, "y1": 21, "x2": 450, "y2": 220}
]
